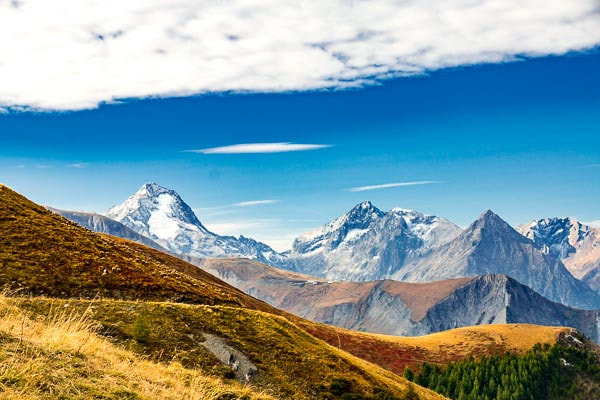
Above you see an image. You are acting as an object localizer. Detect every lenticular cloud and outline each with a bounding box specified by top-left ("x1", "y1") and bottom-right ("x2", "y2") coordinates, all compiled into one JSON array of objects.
[{"x1": 1, "y1": 0, "x2": 599, "y2": 110}]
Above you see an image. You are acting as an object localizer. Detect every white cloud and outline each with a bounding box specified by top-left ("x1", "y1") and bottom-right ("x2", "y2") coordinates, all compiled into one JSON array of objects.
[
  {"x1": 1, "y1": 0, "x2": 599, "y2": 110},
  {"x1": 583, "y1": 220, "x2": 600, "y2": 228},
  {"x1": 66, "y1": 162, "x2": 89, "y2": 168},
  {"x1": 346, "y1": 180, "x2": 439, "y2": 192},
  {"x1": 233, "y1": 199, "x2": 280, "y2": 207},
  {"x1": 187, "y1": 143, "x2": 331, "y2": 154}
]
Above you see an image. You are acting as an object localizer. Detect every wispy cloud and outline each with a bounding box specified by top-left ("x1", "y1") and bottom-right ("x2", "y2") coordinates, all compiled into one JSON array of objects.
[
  {"x1": 66, "y1": 162, "x2": 89, "y2": 168},
  {"x1": 233, "y1": 199, "x2": 280, "y2": 207},
  {"x1": 194, "y1": 198, "x2": 281, "y2": 217},
  {"x1": 2, "y1": 0, "x2": 599, "y2": 110},
  {"x1": 583, "y1": 220, "x2": 600, "y2": 228},
  {"x1": 186, "y1": 143, "x2": 332, "y2": 154},
  {"x1": 346, "y1": 180, "x2": 440, "y2": 192}
]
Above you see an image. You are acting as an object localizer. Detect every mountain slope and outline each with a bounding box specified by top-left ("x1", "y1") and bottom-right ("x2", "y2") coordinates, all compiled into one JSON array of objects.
[
  {"x1": 0, "y1": 294, "x2": 273, "y2": 400},
  {"x1": 0, "y1": 184, "x2": 277, "y2": 308},
  {"x1": 200, "y1": 258, "x2": 600, "y2": 342},
  {"x1": 106, "y1": 183, "x2": 286, "y2": 265},
  {"x1": 296, "y1": 322, "x2": 574, "y2": 377},
  {"x1": 288, "y1": 201, "x2": 462, "y2": 281},
  {"x1": 0, "y1": 183, "x2": 445, "y2": 400},
  {"x1": 518, "y1": 217, "x2": 600, "y2": 290},
  {"x1": 397, "y1": 210, "x2": 600, "y2": 309},
  {"x1": 48, "y1": 206, "x2": 167, "y2": 251}
]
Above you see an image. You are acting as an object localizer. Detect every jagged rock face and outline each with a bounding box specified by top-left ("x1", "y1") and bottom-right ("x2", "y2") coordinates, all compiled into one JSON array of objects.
[
  {"x1": 47, "y1": 207, "x2": 167, "y2": 251},
  {"x1": 396, "y1": 210, "x2": 600, "y2": 310},
  {"x1": 518, "y1": 217, "x2": 600, "y2": 289},
  {"x1": 105, "y1": 183, "x2": 285, "y2": 265},
  {"x1": 198, "y1": 258, "x2": 600, "y2": 342},
  {"x1": 288, "y1": 201, "x2": 462, "y2": 281}
]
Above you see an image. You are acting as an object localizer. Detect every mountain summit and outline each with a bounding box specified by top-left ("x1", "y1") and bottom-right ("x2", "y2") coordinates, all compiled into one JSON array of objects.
[
  {"x1": 397, "y1": 210, "x2": 600, "y2": 309},
  {"x1": 106, "y1": 183, "x2": 285, "y2": 264},
  {"x1": 287, "y1": 201, "x2": 462, "y2": 280},
  {"x1": 107, "y1": 182, "x2": 210, "y2": 242},
  {"x1": 518, "y1": 217, "x2": 600, "y2": 291}
]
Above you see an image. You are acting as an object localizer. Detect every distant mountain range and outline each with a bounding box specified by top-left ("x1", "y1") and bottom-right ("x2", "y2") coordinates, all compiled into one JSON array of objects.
[
  {"x1": 199, "y1": 258, "x2": 600, "y2": 342},
  {"x1": 50, "y1": 182, "x2": 600, "y2": 313},
  {"x1": 286, "y1": 204, "x2": 600, "y2": 309},
  {"x1": 392, "y1": 210, "x2": 600, "y2": 309}
]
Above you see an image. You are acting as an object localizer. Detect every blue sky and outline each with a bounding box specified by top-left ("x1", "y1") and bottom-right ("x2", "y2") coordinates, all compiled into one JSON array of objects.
[{"x1": 1, "y1": 52, "x2": 599, "y2": 250}]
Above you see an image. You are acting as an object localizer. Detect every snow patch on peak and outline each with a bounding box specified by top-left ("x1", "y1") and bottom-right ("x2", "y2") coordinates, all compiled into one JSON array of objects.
[{"x1": 147, "y1": 193, "x2": 182, "y2": 240}]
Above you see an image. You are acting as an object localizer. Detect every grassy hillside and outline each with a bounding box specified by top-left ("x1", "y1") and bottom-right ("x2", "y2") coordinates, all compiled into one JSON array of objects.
[
  {"x1": 296, "y1": 322, "x2": 571, "y2": 376},
  {"x1": 0, "y1": 294, "x2": 273, "y2": 400},
  {"x1": 9, "y1": 296, "x2": 445, "y2": 400},
  {"x1": 0, "y1": 184, "x2": 275, "y2": 311},
  {"x1": 0, "y1": 184, "x2": 446, "y2": 399}
]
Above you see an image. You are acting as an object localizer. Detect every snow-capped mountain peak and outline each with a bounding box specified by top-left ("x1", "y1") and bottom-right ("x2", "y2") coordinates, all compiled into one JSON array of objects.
[
  {"x1": 288, "y1": 201, "x2": 462, "y2": 280},
  {"x1": 106, "y1": 183, "x2": 286, "y2": 265},
  {"x1": 293, "y1": 200, "x2": 384, "y2": 254},
  {"x1": 517, "y1": 217, "x2": 600, "y2": 283},
  {"x1": 106, "y1": 183, "x2": 209, "y2": 241},
  {"x1": 518, "y1": 217, "x2": 591, "y2": 257}
]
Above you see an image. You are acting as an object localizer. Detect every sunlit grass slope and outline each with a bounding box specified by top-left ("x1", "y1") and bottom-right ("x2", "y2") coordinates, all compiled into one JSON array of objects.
[
  {"x1": 12, "y1": 296, "x2": 446, "y2": 400},
  {"x1": 297, "y1": 320, "x2": 572, "y2": 375},
  {"x1": 0, "y1": 295, "x2": 273, "y2": 400}
]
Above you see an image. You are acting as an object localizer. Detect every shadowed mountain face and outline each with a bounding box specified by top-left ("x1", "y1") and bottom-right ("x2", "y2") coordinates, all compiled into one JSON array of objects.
[
  {"x1": 518, "y1": 217, "x2": 600, "y2": 291},
  {"x1": 287, "y1": 201, "x2": 462, "y2": 281},
  {"x1": 198, "y1": 258, "x2": 600, "y2": 342},
  {"x1": 395, "y1": 210, "x2": 600, "y2": 310},
  {"x1": 47, "y1": 207, "x2": 167, "y2": 252}
]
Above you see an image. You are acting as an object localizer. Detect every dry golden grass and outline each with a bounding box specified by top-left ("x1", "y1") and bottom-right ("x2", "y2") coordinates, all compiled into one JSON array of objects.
[
  {"x1": 11, "y1": 296, "x2": 448, "y2": 400},
  {"x1": 298, "y1": 319, "x2": 571, "y2": 376},
  {"x1": 375, "y1": 323, "x2": 568, "y2": 351},
  {"x1": 0, "y1": 294, "x2": 273, "y2": 400}
]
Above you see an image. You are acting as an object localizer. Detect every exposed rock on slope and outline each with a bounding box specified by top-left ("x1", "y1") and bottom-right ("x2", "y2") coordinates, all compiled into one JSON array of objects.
[
  {"x1": 287, "y1": 201, "x2": 462, "y2": 281},
  {"x1": 199, "y1": 258, "x2": 600, "y2": 342},
  {"x1": 397, "y1": 210, "x2": 600, "y2": 309}
]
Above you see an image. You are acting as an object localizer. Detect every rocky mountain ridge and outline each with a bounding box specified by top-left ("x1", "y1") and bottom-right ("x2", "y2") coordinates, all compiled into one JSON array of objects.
[
  {"x1": 199, "y1": 258, "x2": 600, "y2": 342},
  {"x1": 287, "y1": 201, "x2": 462, "y2": 281}
]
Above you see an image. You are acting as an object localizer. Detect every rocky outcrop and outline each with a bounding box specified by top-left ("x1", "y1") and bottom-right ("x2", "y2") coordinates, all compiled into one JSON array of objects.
[{"x1": 200, "y1": 333, "x2": 258, "y2": 382}]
